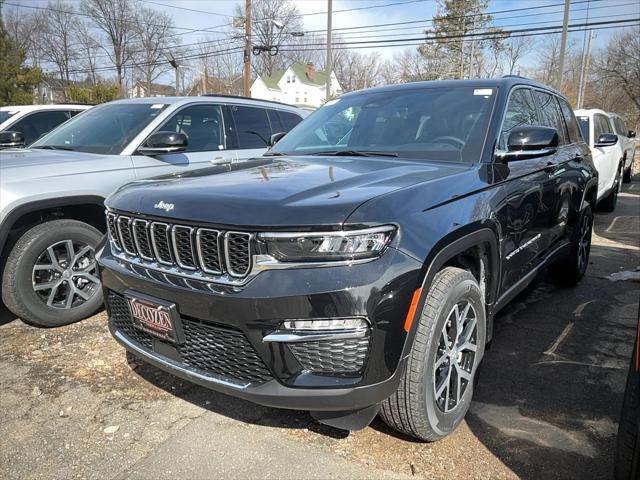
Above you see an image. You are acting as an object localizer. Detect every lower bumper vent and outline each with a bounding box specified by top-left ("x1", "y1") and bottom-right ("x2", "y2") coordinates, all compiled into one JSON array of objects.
[{"x1": 107, "y1": 292, "x2": 273, "y2": 385}]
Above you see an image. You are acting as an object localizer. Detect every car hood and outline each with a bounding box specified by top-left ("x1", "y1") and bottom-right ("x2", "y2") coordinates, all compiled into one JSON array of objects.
[
  {"x1": 0, "y1": 148, "x2": 116, "y2": 181},
  {"x1": 106, "y1": 156, "x2": 471, "y2": 228}
]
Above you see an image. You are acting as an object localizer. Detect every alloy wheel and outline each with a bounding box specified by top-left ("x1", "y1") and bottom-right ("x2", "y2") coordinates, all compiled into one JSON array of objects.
[
  {"x1": 577, "y1": 214, "x2": 591, "y2": 272},
  {"x1": 32, "y1": 240, "x2": 100, "y2": 309},
  {"x1": 433, "y1": 301, "x2": 478, "y2": 413}
]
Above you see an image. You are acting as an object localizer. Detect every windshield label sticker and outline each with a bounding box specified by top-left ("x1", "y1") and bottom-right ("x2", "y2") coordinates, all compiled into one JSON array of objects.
[
  {"x1": 473, "y1": 89, "x2": 493, "y2": 96},
  {"x1": 150, "y1": 104, "x2": 165, "y2": 109}
]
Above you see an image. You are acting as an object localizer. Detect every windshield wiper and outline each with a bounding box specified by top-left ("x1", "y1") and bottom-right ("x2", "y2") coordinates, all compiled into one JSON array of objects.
[
  {"x1": 262, "y1": 151, "x2": 286, "y2": 156},
  {"x1": 308, "y1": 150, "x2": 398, "y2": 158},
  {"x1": 32, "y1": 145, "x2": 75, "y2": 151}
]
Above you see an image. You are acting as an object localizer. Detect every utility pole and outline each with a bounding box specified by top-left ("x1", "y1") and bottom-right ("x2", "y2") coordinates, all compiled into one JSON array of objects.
[
  {"x1": 243, "y1": 0, "x2": 251, "y2": 97},
  {"x1": 468, "y1": 18, "x2": 476, "y2": 78},
  {"x1": 459, "y1": 17, "x2": 466, "y2": 79},
  {"x1": 577, "y1": 0, "x2": 592, "y2": 108},
  {"x1": 325, "y1": 0, "x2": 333, "y2": 102},
  {"x1": 579, "y1": 31, "x2": 593, "y2": 107},
  {"x1": 556, "y1": 0, "x2": 570, "y2": 91}
]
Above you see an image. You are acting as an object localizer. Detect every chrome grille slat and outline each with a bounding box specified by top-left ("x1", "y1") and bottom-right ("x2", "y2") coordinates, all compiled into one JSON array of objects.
[
  {"x1": 224, "y1": 232, "x2": 253, "y2": 278},
  {"x1": 106, "y1": 213, "x2": 122, "y2": 251},
  {"x1": 172, "y1": 225, "x2": 197, "y2": 270},
  {"x1": 117, "y1": 216, "x2": 137, "y2": 256},
  {"x1": 106, "y1": 212, "x2": 254, "y2": 283},
  {"x1": 150, "y1": 222, "x2": 174, "y2": 265},
  {"x1": 132, "y1": 219, "x2": 154, "y2": 261},
  {"x1": 196, "y1": 229, "x2": 223, "y2": 274}
]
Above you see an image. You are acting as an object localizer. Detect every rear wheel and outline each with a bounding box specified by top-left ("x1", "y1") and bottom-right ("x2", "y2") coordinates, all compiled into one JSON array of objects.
[
  {"x1": 1, "y1": 220, "x2": 103, "y2": 327},
  {"x1": 550, "y1": 204, "x2": 593, "y2": 287},
  {"x1": 380, "y1": 267, "x2": 486, "y2": 441},
  {"x1": 623, "y1": 165, "x2": 632, "y2": 183}
]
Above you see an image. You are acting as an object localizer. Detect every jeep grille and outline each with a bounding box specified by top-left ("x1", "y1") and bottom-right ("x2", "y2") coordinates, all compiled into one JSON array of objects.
[{"x1": 106, "y1": 212, "x2": 253, "y2": 282}]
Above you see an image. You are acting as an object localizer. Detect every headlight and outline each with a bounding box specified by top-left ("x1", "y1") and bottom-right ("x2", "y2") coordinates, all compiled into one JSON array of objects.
[{"x1": 258, "y1": 226, "x2": 395, "y2": 262}]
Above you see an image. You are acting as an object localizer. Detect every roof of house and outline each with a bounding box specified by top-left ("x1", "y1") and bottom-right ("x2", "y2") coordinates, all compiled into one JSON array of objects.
[
  {"x1": 259, "y1": 62, "x2": 329, "y2": 91},
  {"x1": 134, "y1": 81, "x2": 175, "y2": 96}
]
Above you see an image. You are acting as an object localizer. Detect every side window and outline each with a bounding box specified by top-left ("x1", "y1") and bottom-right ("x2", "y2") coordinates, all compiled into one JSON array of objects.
[
  {"x1": 231, "y1": 106, "x2": 271, "y2": 149},
  {"x1": 594, "y1": 114, "x2": 612, "y2": 140},
  {"x1": 558, "y1": 98, "x2": 582, "y2": 143},
  {"x1": 499, "y1": 88, "x2": 538, "y2": 149},
  {"x1": 278, "y1": 111, "x2": 303, "y2": 132},
  {"x1": 11, "y1": 111, "x2": 71, "y2": 145},
  {"x1": 158, "y1": 104, "x2": 225, "y2": 152},
  {"x1": 69, "y1": 110, "x2": 83, "y2": 118},
  {"x1": 616, "y1": 117, "x2": 626, "y2": 135},
  {"x1": 266, "y1": 109, "x2": 284, "y2": 134},
  {"x1": 533, "y1": 91, "x2": 569, "y2": 145}
]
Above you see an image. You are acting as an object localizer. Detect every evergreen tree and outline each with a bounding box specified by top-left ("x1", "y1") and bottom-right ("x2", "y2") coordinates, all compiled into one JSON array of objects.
[{"x1": 0, "y1": 18, "x2": 41, "y2": 106}]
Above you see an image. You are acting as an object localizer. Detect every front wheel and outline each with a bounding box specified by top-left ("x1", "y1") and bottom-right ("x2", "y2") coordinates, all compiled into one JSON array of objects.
[
  {"x1": 1, "y1": 220, "x2": 103, "y2": 327},
  {"x1": 622, "y1": 166, "x2": 632, "y2": 184},
  {"x1": 380, "y1": 267, "x2": 486, "y2": 441},
  {"x1": 600, "y1": 168, "x2": 622, "y2": 212}
]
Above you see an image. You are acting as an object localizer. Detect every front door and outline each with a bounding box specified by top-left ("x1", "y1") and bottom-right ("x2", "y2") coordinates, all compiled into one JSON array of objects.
[{"x1": 131, "y1": 103, "x2": 236, "y2": 179}]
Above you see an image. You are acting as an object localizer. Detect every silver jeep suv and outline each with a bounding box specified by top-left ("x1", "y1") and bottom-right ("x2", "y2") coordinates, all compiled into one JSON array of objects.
[{"x1": 0, "y1": 95, "x2": 306, "y2": 326}]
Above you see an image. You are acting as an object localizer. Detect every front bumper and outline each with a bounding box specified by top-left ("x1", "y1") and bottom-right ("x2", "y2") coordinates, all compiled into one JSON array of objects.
[{"x1": 98, "y1": 243, "x2": 422, "y2": 412}]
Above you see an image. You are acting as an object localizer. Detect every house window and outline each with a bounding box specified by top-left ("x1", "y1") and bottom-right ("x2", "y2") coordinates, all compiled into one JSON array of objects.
[
  {"x1": 287, "y1": 76, "x2": 290, "y2": 83},
  {"x1": 295, "y1": 97, "x2": 299, "y2": 103},
  {"x1": 291, "y1": 76, "x2": 295, "y2": 83}
]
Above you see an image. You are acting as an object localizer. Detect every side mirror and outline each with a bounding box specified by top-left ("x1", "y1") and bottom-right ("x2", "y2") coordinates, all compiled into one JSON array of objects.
[
  {"x1": 628, "y1": 130, "x2": 636, "y2": 138},
  {"x1": 498, "y1": 126, "x2": 558, "y2": 162},
  {"x1": 138, "y1": 131, "x2": 188, "y2": 155},
  {"x1": 595, "y1": 133, "x2": 618, "y2": 147},
  {"x1": 0, "y1": 131, "x2": 25, "y2": 149},
  {"x1": 269, "y1": 132, "x2": 287, "y2": 147}
]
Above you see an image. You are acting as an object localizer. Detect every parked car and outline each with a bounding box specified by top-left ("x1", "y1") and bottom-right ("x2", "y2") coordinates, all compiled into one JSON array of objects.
[
  {"x1": 0, "y1": 96, "x2": 307, "y2": 327},
  {"x1": 575, "y1": 108, "x2": 624, "y2": 211},
  {"x1": 0, "y1": 104, "x2": 91, "y2": 148},
  {"x1": 97, "y1": 77, "x2": 597, "y2": 441},
  {"x1": 608, "y1": 112, "x2": 636, "y2": 183},
  {"x1": 615, "y1": 316, "x2": 639, "y2": 479}
]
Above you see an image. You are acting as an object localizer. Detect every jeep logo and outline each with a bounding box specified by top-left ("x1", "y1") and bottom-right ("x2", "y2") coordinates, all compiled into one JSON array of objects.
[{"x1": 154, "y1": 201, "x2": 174, "y2": 212}]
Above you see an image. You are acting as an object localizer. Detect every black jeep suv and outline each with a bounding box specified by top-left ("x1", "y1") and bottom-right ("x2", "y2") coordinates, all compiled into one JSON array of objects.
[{"x1": 97, "y1": 77, "x2": 597, "y2": 441}]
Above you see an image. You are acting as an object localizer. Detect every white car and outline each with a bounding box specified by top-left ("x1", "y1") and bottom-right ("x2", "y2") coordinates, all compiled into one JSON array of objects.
[
  {"x1": 608, "y1": 112, "x2": 636, "y2": 183},
  {"x1": 575, "y1": 108, "x2": 623, "y2": 211},
  {"x1": 0, "y1": 104, "x2": 92, "y2": 148}
]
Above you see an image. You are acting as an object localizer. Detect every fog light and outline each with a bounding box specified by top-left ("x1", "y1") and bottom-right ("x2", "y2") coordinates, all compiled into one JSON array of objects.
[{"x1": 282, "y1": 318, "x2": 368, "y2": 331}]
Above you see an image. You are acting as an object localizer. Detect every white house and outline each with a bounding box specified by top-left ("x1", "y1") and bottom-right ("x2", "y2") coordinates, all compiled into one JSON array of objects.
[{"x1": 250, "y1": 62, "x2": 342, "y2": 109}]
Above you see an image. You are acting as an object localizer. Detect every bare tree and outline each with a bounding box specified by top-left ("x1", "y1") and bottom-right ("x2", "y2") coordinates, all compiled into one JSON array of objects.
[
  {"x1": 593, "y1": 30, "x2": 640, "y2": 114},
  {"x1": 3, "y1": 8, "x2": 46, "y2": 69},
  {"x1": 234, "y1": 0, "x2": 303, "y2": 77},
  {"x1": 333, "y1": 50, "x2": 383, "y2": 92},
  {"x1": 81, "y1": 0, "x2": 139, "y2": 96},
  {"x1": 133, "y1": 7, "x2": 176, "y2": 94},
  {"x1": 76, "y1": 20, "x2": 101, "y2": 86},
  {"x1": 40, "y1": 0, "x2": 80, "y2": 95},
  {"x1": 503, "y1": 35, "x2": 529, "y2": 75}
]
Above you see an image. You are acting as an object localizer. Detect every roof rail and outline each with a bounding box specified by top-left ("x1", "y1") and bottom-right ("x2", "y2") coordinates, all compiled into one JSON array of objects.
[{"x1": 200, "y1": 93, "x2": 295, "y2": 108}]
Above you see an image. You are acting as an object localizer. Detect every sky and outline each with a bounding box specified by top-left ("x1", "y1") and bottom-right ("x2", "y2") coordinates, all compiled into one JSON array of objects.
[
  {"x1": 3, "y1": 0, "x2": 640, "y2": 80},
  {"x1": 133, "y1": 0, "x2": 640, "y2": 58}
]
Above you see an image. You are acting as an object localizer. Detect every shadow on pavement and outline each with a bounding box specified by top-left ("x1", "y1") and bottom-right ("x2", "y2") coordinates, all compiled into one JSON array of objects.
[{"x1": 0, "y1": 303, "x2": 17, "y2": 326}]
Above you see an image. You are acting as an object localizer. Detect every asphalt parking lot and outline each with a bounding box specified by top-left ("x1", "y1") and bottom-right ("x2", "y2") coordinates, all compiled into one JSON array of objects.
[{"x1": 1, "y1": 175, "x2": 638, "y2": 480}]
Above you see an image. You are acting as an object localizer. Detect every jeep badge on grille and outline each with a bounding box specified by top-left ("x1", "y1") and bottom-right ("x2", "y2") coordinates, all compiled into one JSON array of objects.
[{"x1": 154, "y1": 201, "x2": 174, "y2": 212}]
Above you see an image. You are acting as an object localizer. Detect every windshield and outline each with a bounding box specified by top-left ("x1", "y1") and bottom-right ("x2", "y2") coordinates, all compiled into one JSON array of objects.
[
  {"x1": 0, "y1": 110, "x2": 18, "y2": 125},
  {"x1": 31, "y1": 103, "x2": 168, "y2": 154},
  {"x1": 577, "y1": 116, "x2": 590, "y2": 145},
  {"x1": 270, "y1": 86, "x2": 496, "y2": 163}
]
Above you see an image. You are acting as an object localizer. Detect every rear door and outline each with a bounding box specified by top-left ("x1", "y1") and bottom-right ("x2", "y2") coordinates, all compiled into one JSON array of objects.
[
  {"x1": 226, "y1": 104, "x2": 273, "y2": 161},
  {"x1": 131, "y1": 103, "x2": 234, "y2": 178}
]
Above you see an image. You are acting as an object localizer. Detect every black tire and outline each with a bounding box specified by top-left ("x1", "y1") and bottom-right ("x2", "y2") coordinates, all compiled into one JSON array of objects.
[
  {"x1": 600, "y1": 168, "x2": 622, "y2": 212},
  {"x1": 550, "y1": 204, "x2": 593, "y2": 287},
  {"x1": 1, "y1": 220, "x2": 103, "y2": 327},
  {"x1": 614, "y1": 343, "x2": 639, "y2": 480},
  {"x1": 380, "y1": 267, "x2": 486, "y2": 441},
  {"x1": 622, "y1": 166, "x2": 632, "y2": 184}
]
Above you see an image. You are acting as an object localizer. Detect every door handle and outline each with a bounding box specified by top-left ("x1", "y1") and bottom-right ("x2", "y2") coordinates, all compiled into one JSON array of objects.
[{"x1": 544, "y1": 161, "x2": 555, "y2": 173}]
